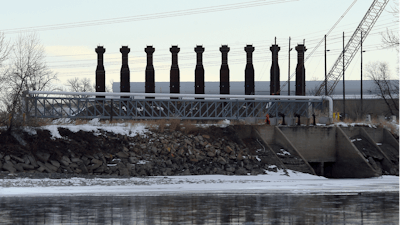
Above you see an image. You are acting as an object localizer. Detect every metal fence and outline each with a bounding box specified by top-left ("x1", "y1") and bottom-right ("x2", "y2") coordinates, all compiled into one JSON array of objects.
[{"x1": 26, "y1": 91, "x2": 331, "y2": 121}]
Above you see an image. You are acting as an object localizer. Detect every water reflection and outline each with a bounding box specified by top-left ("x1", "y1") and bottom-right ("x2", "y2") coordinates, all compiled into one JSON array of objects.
[{"x1": 0, "y1": 193, "x2": 398, "y2": 224}]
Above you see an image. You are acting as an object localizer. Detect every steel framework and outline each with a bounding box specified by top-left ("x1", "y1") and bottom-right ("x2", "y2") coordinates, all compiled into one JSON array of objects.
[
  {"x1": 25, "y1": 91, "x2": 332, "y2": 121},
  {"x1": 315, "y1": 0, "x2": 389, "y2": 96}
]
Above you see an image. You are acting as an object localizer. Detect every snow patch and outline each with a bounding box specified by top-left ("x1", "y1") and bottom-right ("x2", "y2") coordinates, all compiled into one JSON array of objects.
[
  {"x1": 42, "y1": 125, "x2": 63, "y2": 140},
  {"x1": 1, "y1": 173, "x2": 397, "y2": 196},
  {"x1": 40, "y1": 121, "x2": 149, "y2": 139},
  {"x1": 277, "y1": 149, "x2": 291, "y2": 156}
]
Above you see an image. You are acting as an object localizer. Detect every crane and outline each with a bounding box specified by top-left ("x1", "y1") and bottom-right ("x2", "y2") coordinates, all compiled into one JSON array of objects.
[{"x1": 315, "y1": 0, "x2": 389, "y2": 96}]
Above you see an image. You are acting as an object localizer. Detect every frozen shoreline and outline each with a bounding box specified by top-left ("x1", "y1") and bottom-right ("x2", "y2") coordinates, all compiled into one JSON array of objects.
[{"x1": 0, "y1": 170, "x2": 398, "y2": 197}]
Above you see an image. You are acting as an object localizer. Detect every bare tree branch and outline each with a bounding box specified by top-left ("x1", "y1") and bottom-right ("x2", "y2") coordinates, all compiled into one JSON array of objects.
[
  {"x1": 381, "y1": 1, "x2": 399, "y2": 51},
  {"x1": 366, "y1": 61, "x2": 399, "y2": 116},
  {"x1": 0, "y1": 33, "x2": 57, "y2": 131}
]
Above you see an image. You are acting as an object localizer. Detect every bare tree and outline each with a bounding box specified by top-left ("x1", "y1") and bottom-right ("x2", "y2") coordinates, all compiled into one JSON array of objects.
[
  {"x1": 381, "y1": 2, "x2": 399, "y2": 51},
  {"x1": 65, "y1": 77, "x2": 95, "y2": 98},
  {"x1": 66, "y1": 77, "x2": 94, "y2": 93},
  {"x1": 366, "y1": 61, "x2": 399, "y2": 116},
  {"x1": 0, "y1": 33, "x2": 12, "y2": 126},
  {"x1": 0, "y1": 33, "x2": 57, "y2": 131}
]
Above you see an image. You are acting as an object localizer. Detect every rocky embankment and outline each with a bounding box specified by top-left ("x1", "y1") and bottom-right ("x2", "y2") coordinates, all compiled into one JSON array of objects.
[{"x1": 0, "y1": 125, "x2": 284, "y2": 178}]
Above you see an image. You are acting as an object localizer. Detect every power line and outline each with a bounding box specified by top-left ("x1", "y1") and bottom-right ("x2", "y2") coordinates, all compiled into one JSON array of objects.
[{"x1": 0, "y1": 0, "x2": 297, "y2": 34}]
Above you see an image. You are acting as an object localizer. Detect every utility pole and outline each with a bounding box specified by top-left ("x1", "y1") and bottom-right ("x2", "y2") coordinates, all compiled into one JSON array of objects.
[
  {"x1": 361, "y1": 31, "x2": 364, "y2": 114},
  {"x1": 288, "y1": 37, "x2": 292, "y2": 95},
  {"x1": 324, "y1": 35, "x2": 327, "y2": 96},
  {"x1": 342, "y1": 32, "x2": 346, "y2": 120}
]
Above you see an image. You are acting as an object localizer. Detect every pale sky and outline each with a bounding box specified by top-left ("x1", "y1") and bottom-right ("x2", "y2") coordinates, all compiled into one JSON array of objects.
[{"x1": 0, "y1": 0, "x2": 398, "y2": 90}]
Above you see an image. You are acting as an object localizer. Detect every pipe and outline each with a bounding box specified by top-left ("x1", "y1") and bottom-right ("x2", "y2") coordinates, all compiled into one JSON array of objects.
[{"x1": 28, "y1": 91, "x2": 333, "y2": 122}]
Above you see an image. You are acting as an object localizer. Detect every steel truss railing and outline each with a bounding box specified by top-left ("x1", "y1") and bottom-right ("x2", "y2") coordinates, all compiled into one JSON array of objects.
[{"x1": 25, "y1": 91, "x2": 331, "y2": 121}]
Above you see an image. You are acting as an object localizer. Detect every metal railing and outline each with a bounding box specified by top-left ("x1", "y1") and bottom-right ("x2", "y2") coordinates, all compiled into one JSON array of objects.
[{"x1": 26, "y1": 91, "x2": 333, "y2": 121}]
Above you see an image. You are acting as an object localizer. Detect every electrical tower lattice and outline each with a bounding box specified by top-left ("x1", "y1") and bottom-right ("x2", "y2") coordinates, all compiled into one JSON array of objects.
[{"x1": 315, "y1": 0, "x2": 389, "y2": 96}]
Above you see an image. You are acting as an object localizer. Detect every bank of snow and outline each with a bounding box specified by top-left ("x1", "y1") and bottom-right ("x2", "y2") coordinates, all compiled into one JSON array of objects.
[
  {"x1": 0, "y1": 170, "x2": 398, "y2": 196},
  {"x1": 39, "y1": 118, "x2": 149, "y2": 139}
]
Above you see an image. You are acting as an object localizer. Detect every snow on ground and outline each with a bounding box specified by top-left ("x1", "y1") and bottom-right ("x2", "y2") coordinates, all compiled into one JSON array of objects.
[
  {"x1": 0, "y1": 170, "x2": 398, "y2": 197},
  {"x1": 41, "y1": 118, "x2": 149, "y2": 139},
  {"x1": 29, "y1": 118, "x2": 235, "y2": 139}
]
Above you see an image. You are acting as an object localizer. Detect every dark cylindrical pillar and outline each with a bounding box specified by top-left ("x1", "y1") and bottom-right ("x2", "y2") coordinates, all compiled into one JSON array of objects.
[
  {"x1": 194, "y1": 45, "x2": 205, "y2": 98},
  {"x1": 120, "y1": 46, "x2": 130, "y2": 97},
  {"x1": 95, "y1": 46, "x2": 106, "y2": 98},
  {"x1": 145, "y1": 46, "x2": 155, "y2": 99},
  {"x1": 270, "y1": 44, "x2": 281, "y2": 95},
  {"x1": 244, "y1": 45, "x2": 255, "y2": 95},
  {"x1": 170, "y1": 46, "x2": 180, "y2": 98},
  {"x1": 295, "y1": 44, "x2": 307, "y2": 96},
  {"x1": 220, "y1": 45, "x2": 230, "y2": 95}
]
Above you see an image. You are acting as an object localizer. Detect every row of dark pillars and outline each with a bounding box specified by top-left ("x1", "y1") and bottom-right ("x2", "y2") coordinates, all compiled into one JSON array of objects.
[{"x1": 95, "y1": 44, "x2": 307, "y2": 98}]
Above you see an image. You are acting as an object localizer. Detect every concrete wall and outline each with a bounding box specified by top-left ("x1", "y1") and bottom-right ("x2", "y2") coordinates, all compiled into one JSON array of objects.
[
  {"x1": 333, "y1": 127, "x2": 380, "y2": 178},
  {"x1": 363, "y1": 127, "x2": 384, "y2": 143},
  {"x1": 255, "y1": 125, "x2": 383, "y2": 178},
  {"x1": 278, "y1": 127, "x2": 336, "y2": 162}
]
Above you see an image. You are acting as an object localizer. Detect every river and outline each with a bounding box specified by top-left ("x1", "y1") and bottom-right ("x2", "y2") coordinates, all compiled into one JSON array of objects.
[{"x1": 0, "y1": 192, "x2": 398, "y2": 224}]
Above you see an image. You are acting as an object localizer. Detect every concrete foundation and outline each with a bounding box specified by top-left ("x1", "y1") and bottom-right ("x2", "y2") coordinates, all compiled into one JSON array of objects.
[{"x1": 254, "y1": 125, "x2": 399, "y2": 178}]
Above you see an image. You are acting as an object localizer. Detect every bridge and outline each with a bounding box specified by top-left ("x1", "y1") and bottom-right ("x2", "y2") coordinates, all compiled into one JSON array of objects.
[{"x1": 24, "y1": 91, "x2": 333, "y2": 122}]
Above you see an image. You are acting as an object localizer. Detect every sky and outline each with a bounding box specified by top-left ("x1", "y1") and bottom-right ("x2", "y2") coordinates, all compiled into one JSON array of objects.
[{"x1": 0, "y1": 0, "x2": 398, "y2": 91}]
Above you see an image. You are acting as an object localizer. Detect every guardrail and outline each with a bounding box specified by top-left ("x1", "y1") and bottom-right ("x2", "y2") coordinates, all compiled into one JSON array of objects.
[{"x1": 25, "y1": 91, "x2": 333, "y2": 122}]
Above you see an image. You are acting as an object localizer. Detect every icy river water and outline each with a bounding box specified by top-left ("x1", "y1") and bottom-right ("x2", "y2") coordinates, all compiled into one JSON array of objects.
[{"x1": 0, "y1": 192, "x2": 398, "y2": 225}]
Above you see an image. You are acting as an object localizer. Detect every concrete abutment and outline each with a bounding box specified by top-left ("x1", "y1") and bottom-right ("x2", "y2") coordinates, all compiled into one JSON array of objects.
[{"x1": 254, "y1": 125, "x2": 398, "y2": 178}]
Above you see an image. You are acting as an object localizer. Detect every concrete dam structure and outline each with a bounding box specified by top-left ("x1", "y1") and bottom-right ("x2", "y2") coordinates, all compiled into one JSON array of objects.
[{"x1": 237, "y1": 125, "x2": 399, "y2": 178}]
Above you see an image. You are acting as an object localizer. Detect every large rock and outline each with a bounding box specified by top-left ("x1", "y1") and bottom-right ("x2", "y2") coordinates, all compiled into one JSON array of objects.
[
  {"x1": 235, "y1": 167, "x2": 248, "y2": 175},
  {"x1": 119, "y1": 167, "x2": 130, "y2": 176},
  {"x1": 23, "y1": 155, "x2": 31, "y2": 165},
  {"x1": 368, "y1": 157, "x2": 379, "y2": 171},
  {"x1": 2, "y1": 162, "x2": 16, "y2": 173},
  {"x1": 78, "y1": 162, "x2": 88, "y2": 174},
  {"x1": 126, "y1": 163, "x2": 135, "y2": 171},
  {"x1": 14, "y1": 163, "x2": 24, "y2": 172},
  {"x1": 129, "y1": 157, "x2": 138, "y2": 164},
  {"x1": 182, "y1": 169, "x2": 191, "y2": 175},
  {"x1": 69, "y1": 163, "x2": 78, "y2": 168},
  {"x1": 11, "y1": 155, "x2": 24, "y2": 163},
  {"x1": 36, "y1": 152, "x2": 50, "y2": 162},
  {"x1": 50, "y1": 160, "x2": 60, "y2": 168},
  {"x1": 162, "y1": 168, "x2": 172, "y2": 176},
  {"x1": 37, "y1": 166, "x2": 46, "y2": 173},
  {"x1": 27, "y1": 155, "x2": 38, "y2": 167},
  {"x1": 60, "y1": 156, "x2": 71, "y2": 166},
  {"x1": 184, "y1": 139, "x2": 192, "y2": 146},
  {"x1": 87, "y1": 163, "x2": 101, "y2": 171},
  {"x1": 94, "y1": 165, "x2": 105, "y2": 173},
  {"x1": 91, "y1": 158, "x2": 103, "y2": 165},
  {"x1": 225, "y1": 166, "x2": 235, "y2": 173},
  {"x1": 116, "y1": 152, "x2": 129, "y2": 159},
  {"x1": 20, "y1": 163, "x2": 35, "y2": 170},
  {"x1": 202, "y1": 134, "x2": 210, "y2": 139},
  {"x1": 45, "y1": 162, "x2": 58, "y2": 172},
  {"x1": 207, "y1": 151, "x2": 216, "y2": 157},
  {"x1": 37, "y1": 161, "x2": 56, "y2": 173},
  {"x1": 225, "y1": 146, "x2": 233, "y2": 154},
  {"x1": 217, "y1": 157, "x2": 227, "y2": 165},
  {"x1": 71, "y1": 157, "x2": 82, "y2": 163}
]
